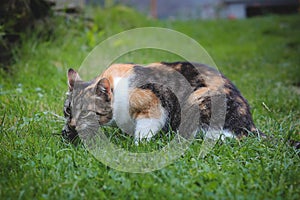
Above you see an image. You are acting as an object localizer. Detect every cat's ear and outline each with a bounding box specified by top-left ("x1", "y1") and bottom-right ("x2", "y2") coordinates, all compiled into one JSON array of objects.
[
  {"x1": 95, "y1": 78, "x2": 111, "y2": 100},
  {"x1": 67, "y1": 68, "x2": 81, "y2": 91}
]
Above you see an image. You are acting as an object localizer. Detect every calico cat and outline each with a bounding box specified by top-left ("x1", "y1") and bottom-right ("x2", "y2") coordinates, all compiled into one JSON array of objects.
[{"x1": 62, "y1": 62, "x2": 264, "y2": 143}]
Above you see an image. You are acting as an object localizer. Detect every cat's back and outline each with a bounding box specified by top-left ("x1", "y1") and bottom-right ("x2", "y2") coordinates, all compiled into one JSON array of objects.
[
  {"x1": 145, "y1": 61, "x2": 227, "y2": 92},
  {"x1": 101, "y1": 61, "x2": 227, "y2": 93}
]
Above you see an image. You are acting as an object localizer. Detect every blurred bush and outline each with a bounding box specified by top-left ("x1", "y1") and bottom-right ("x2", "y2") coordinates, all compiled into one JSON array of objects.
[{"x1": 0, "y1": 0, "x2": 53, "y2": 71}]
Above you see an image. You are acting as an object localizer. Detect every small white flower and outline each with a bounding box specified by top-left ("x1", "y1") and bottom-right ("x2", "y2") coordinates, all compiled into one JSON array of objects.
[
  {"x1": 16, "y1": 88, "x2": 23, "y2": 93},
  {"x1": 35, "y1": 87, "x2": 42, "y2": 92},
  {"x1": 37, "y1": 93, "x2": 43, "y2": 98}
]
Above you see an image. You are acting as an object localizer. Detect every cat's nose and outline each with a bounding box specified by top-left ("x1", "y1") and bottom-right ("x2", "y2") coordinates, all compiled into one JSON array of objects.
[{"x1": 69, "y1": 119, "x2": 76, "y2": 129}]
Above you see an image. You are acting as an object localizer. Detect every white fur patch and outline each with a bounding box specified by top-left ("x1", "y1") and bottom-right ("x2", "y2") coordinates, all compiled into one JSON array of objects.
[
  {"x1": 134, "y1": 106, "x2": 167, "y2": 144},
  {"x1": 113, "y1": 76, "x2": 135, "y2": 134},
  {"x1": 113, "y1": 77, "x2": 122, "y2": 88}
]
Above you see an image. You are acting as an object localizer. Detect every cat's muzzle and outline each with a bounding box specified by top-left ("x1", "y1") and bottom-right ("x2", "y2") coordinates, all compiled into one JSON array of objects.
[{"x1": 62, "y1": 125, "x2": 78, "y2": 142}]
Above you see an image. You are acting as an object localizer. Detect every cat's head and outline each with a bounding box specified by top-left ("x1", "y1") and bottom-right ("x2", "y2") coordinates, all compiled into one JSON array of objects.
[{"x1": 62, "y1": 68, "x2": 113, "y2": 142}]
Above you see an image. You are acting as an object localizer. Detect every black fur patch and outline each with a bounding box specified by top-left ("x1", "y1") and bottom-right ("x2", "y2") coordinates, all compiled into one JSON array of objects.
[
  {"x1": 133, "y1": 65, "x2": 182, "y2": 131},
  {"x1": 161, "y1": 61, "x2": 207, "y2": 90},
  {"x1": 139, "y1": 83, "x2": 181, "y2": 132}
]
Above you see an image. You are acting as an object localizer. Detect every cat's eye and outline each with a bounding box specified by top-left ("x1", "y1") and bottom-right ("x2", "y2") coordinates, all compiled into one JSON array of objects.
[
  {"x1": 64, "y1": 107, "x2": 71, "y2": 116},
  {"x1": 96, "y1": 112, "x2": 103, "y2": 116},
  {"x1": 80, "y1": 111, "x2": 90, "y2": 118}
]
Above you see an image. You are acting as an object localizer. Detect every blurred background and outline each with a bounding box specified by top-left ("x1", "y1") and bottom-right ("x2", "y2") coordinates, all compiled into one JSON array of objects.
[
  {"x1": 98, "y1": 0, "x2": 300, "y2": 19},
  {"x1": 53, "y1": 0, "x2": 300, "y2": 19},
  {"x1": 1, "y1": 0, "x2": 299, "y2": 71}
]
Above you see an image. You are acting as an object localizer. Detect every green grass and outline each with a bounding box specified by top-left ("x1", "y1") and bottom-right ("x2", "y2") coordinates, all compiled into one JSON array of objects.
[{"x1": 1, "y1": 6, "x2": 300, "y2": 199}]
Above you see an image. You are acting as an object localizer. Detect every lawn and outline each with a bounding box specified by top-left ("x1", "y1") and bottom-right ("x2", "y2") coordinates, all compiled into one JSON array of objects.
[{"x1": 0, "y1": 6, "x2": 299, "y2": 199}]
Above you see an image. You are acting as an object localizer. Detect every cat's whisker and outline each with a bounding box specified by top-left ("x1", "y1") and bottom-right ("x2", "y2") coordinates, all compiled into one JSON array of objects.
[
  {"x1": 52, "y1": 132, "x2": 62, "y2": 136},
  {"x1": 45, "y1": 111, "x2": 65, "y2": 121}
]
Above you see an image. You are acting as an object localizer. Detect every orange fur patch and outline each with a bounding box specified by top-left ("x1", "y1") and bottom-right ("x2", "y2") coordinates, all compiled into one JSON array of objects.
[
  {"x1": 129, "y1": 88, "x2": 161, "y2": 119},
  {"x1": 188, "y1": 87, "x2": 210, "y2": 103},
  {"x1": 99, "y1": 64, "x2": 135, "y2": 88},
  {"x1": 236, "y1": 96, "x2": 247, "y2": 115}
]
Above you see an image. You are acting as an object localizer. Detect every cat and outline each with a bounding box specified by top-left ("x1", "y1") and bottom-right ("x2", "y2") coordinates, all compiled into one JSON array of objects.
[{"x1": 62, "y1": 61, "x2": 265, "y2": 144}]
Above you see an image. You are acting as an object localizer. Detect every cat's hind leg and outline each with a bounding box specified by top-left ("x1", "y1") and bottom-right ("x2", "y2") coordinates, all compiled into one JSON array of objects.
[{"x1": 129, "y1": 88, "x2": 167, "y2": 144}]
